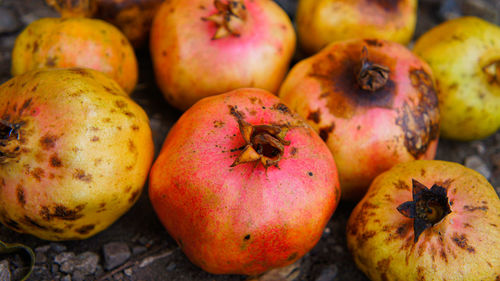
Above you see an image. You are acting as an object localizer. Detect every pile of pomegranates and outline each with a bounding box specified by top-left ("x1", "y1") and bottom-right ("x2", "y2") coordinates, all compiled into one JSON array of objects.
[{"x1": 1, "y1": 0, "x2": 500, "y2": 280}]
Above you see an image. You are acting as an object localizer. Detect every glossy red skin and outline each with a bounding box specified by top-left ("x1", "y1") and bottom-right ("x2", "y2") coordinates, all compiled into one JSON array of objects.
[
  {"x1": 279, "y1": 39, "x2": 440, "y2": 201},
  {"x1": 150, "y1": 0, "x2": 296, "y2": 111},
  {"x1": 149, "y1": 88, "x2": 340, "y2": 275}
]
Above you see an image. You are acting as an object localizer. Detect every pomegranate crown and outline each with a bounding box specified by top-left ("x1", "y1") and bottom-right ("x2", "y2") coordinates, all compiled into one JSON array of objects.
[{"x1": 203, "y1": 0, "x2": 248, "y2": 40}]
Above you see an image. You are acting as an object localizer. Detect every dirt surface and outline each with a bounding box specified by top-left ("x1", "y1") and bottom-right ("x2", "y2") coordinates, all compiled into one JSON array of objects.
[{"x1": 0, "y1": 0, "x2": 499, "y2": 280}]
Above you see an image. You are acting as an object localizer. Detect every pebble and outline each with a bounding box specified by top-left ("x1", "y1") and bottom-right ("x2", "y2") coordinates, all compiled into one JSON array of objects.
[
  {"x1": 0, "y1": 260, "x2": 11, "y2": 281},
  {"x1": 124, "y1": 267, "x2": 133, "y2": 276},
  {"x1": 132, "y1": 245, "x2": 147, "y2": 256},
  {"x1": 103, "y1": 242, "x2": 131, "y2": 271},
  {"x1": 50, "y1": 243, "x2": 68, "y2": 253},
  {"x1": 315, "y1": 265, "x2": 338, "y2": 281},
  {"x1": 54, "y1": 252, "x2": 76, "y2": 266},
  {"x1": 74, "y1": 252, "x2": 99, "y2": 275},
  {"x1": 72, "y1": 270, "x2": 85, "y2": 281},
  {"x1": 464, "y1": 155, "x2": 491, "y2": 179},
  {"x1": 61, "y1": 274, "x2": 72, "y2": 281},
  {"x1": 113, "y1": 272, "x2": 125, "y2": 281},
  {"x1": 0, "y1": 7, "x2": 21, "y2": 34}
]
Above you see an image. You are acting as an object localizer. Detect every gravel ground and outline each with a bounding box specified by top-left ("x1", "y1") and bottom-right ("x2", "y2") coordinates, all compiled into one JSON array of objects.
[{"x1": 0, "y1": 0, "x2": 499, "y2": 280}]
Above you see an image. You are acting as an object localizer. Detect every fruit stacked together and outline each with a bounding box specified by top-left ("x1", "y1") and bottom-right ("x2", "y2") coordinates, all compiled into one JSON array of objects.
[{"x1": 0, "y1": 0, "x2": 499, "y2": 280}]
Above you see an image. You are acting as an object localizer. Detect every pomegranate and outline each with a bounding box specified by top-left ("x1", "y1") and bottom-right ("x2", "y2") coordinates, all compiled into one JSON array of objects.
[
  {"x1": 296, "y1": 0, "x2": 417, "y2": 54},
  {"x1": 150, "y1": 0, "x2": 296, "y2": 111},
  {"x1": 94, "y1": 0, "x2": 163, "y2": 48},
  {"x1": 12, "y1": 0, "x2": 138, "y2": 94},
  {"x1": 0, "y1": 68, "x2": 154, "y2": 240},
  {"x1": 413, "y1": 16, "x2": 500, "y2": 141},
  {"x1": 346, "y1": 160, "x2": 500, "y2": 281},
  {"x1": 279, "y1": 38, "x2": 440, "y2": 201},
  {"x1": 149, "y1": 88, "x2": 340, "y2": 275}
]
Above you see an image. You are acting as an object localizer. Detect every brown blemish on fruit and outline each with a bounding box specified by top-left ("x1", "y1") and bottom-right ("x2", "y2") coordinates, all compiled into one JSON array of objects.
[
  {"x1": 16, "y1": 185, "x2": 26, "y2": 206},
  {"x1": 290, "y1": 147, "x2": 297, "y2": 156},
  {"x1": 396, "y1": 223, "x2": 410, "y2": 237},
  {"x1": 307, "y1": 110, "x2": 321, "y2": 123},
  {"x1": 40, "y1": 134, "x2": 58, "y2": 150},
  {"x1": 463, "y1": 223, "x2": 473, "y2": 228},
  {"x1": 310, "y1": 47, "x2": 396, "y2": 120},
  {"x1": 91, "y1": 136, "x2": 99, "y2": 142},
  {"x1": 396, "y1": 68, "x2": 439, "y2": 158},
  {"x1": 131, "y1": 124, "x2": 139, "y2": 131},
  {"x1": 75, "y1": 224, "x2": 95, "y2": 235},
  {"x1": 229, "y1": 105, "x2": 245, "y2": 120},
  {"x1": 364, "y1": 39, "x2": 383, "y2": 47},
  {"x1": 31, "y1": 167, "x2": 45, "y2": 181},
  {"x1": 125, "y1": 185, "x2": 132, "y2": 193},
  {"x1": 348, "y1": 201, "x2": 378, "y2": 236},
  {"x1": 272, "y1": 103, "x2": 292, "y2": 115},
  {"x1": 366, "y1": 0, "x2": 400, "y2": 12},
  {"x1": 124, "y1": 111, "x2": 135, "y2": 118},
  {"x1": 319, "y1": 124, "x2": 335, "y2": 142},
  {"x1": 394, "y1": 180, "x2": 410, "y2": 190},
  {"x1": 451, "y1": 233, "x2": 475, "y2": 253},
  {"x1": 45, "y1": 56, "x2": 58, "y2": 67},
  {"x1": 40, "y1": 204, "x2": 85, "y2": 221},
  {"x1": 4, "y1": 219, "x2": 22, "y2": 231},
  {"x1": 115, "y1": 100, "x2": 127, "y2": 108},
  {"x1": 463, "y1": 205, "x2": 488, "y2": 212},
  {"x1": 19, "y1": 98, "x2": 33, "y2": 115},
  {"x1": 24, "y1": 215, "x2": 48, "y2": 230},
  {"x1": 358, "y1": 230, "x2": 376, "y2": 248},
  {"x1": 416, "y1": 266, "x2": 425, "y2": 281},
  {"x1": 213, "y1": 120, "x2": 225, "y2": 128},
  {"x1": 128, "y1": 139, "x2": 137, "y2": 153},
  {"x1": 287, "y1": 252, "x2": 298, "y2": 261},
  {"x1": 376, "y1": 257, "x2": 391, "y2": 281},
  {"x1": 129, "y1": 190, "x2": 140, "y2": 203},
  {"x1": 73, "y1": 169, "x2": 92, "y2": 182},
  {"x1": 69, "y1": 68, "x2": 92, "y2": 77}
]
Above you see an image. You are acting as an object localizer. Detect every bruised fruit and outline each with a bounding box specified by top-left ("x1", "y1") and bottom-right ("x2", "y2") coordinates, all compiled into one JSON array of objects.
[
  {"x1": 12, "y1": 2, "x2": 138, "y2": 94},
  {"x1": 414, "y1": 16, "x2": 500, "y2": 141},
  {"x1": 0, "y1": 68, "x2": 154, "y2": 240},
  {"x1": 296, "y1": 0, "x2": 417, "y2": 54},
  {"x1": 149, "y1": 88, "x2": 340, "y2": 275},
  {"x1": 94, "y1": 0, "x2": 163, "y2": 48},
  {"x1": 346, "y1": 160, "x2": 500, "y2": 281},
  {"x1": 150, "y1": 0, "x2": 296, "y2": 111},
  {"x1": 279, "y1": 39, "x2": 440, "y2": 201}
]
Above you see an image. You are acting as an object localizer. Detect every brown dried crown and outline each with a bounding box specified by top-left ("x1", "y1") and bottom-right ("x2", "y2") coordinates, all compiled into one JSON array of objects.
[
  {"x1": 203, "y1": 0, "x2": 248, "y2": 39},
  {"x1": 357, "y1": 46, "x2": 390, "y2": 92}
]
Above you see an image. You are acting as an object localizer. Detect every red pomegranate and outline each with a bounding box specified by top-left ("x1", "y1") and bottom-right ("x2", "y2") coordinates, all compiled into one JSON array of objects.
[
  {"x1": 149, "y1": 88, "x2": 340, "y2": 275},
  {"x1": 279, "y1": 38, "x2": 440, "y2": 201},
  {"x1": 150, "y1": 0, "x2": 296, "y2": 111}
]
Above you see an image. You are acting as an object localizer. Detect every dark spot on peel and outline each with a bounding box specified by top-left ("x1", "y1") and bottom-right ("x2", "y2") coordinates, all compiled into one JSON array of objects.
[
  {"x1": 31, "y1": 167, "x2": 44, "y2": 181},
  {"x1": 131, "y1": 125, "x2": 139, "y2": 131},
  {"x1": 75, "y1": 224, "x2": 95, "y2": 235},
  {"x1": 229, "y1": 105, "x2": 245, "y2": 120},
  {"x1": 451, "y1": 233, "x2": 475, "y2": 253},
  {"x1": 45, "y1": 56, "x2": 58, "y2": 67},
  {"x1": 73, "y1": 169, "x2": 92, "y2": 182},
  {"x1": 364, "y1": 39, "x2": 383, "y2": 47},
  {"x1": 40, "y1": 204, "x2": 85, "y2": 221},
  {"x1": 307, "y1": 110, "x2": 321, "y2": 123},
  {"x1": 319, "y1": 124, "x2": 335, "y2": 141},
  {"x1": 40, "y1": 134, "x2": 58, "y2": 150},
  {"x1": 91, "y1": 136, "x2": 99, "y2": 142},
  {"x1": 287, "y1": 252, "x2": 298, "y2": 261},
  {"x1": 115, "y1": 100, "x2": 127, "y2": 109},
  {"x1": 17, "y1": 185, "x2": 26, "y2": 206},
  {"x1": 290, "y1": 147, "x2": 297, "y2": 156},
  {"x1": 308, "y1": 171, "x2": 313, "y2": 176},
  {"x1": 4, "y1": 219, "x2": 21, "y2": 231},
  {"x1": 213, "y1": 120, "x2": 225, "y2": 128},
  {"x1": 463, "y1": 205, "x2": 488, "y2": 212},
  {"x1": 24, "y1": 216, "x2": 48, "y2": 230},
  {"x1": 244, "y1": 234, "x2": 250, "y2": 241},
  {"x1": 129, "y1": 190, "x2": 140, "y2": 203},
  {"x1": 394, "y1": 180, "x2": 410, "y2": 190},
  {"x1": 69, "y1": 68, "x2": 92, "y2": 77},
  {"x1": 19, "y1": 98, "x2": 33, "y2": 115},
  {"x1": 272, "y1": 103, "x2": 292, "y2": 115}
]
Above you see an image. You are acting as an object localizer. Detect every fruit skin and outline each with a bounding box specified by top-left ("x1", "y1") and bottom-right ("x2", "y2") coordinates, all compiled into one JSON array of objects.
[
  {"x1": 150, "y1": 0, "x2": 296, "y2": 111},
  {"x1": 296, "y1": 0, "x2": 417, "y2": 54},
  {"x1": 413, "y1": 16, "x2": 500, "y2": 141},
  {"x1": 0, "y1": 68, "x2": 154, "y2": 241},
  {"x1": 94, "y1": 0, "x2": 163, "y2": 48},
  {"x1": 279, "y1": 38, "x2": 440, "y2": 201},
  {"x1": 149, "y1": 88, "x2": 340, "y2": 275},
  {"x1": 11, "y1": 17, "x2": 138, "y2": 94},
  {"x1": 346, "y1": 160, "x2": 500, "y2": 281}
]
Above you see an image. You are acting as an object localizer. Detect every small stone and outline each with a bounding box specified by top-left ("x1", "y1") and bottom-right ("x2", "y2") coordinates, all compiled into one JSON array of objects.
[
  {"x1": 61, "y1": 274, "x2": 72, "y2": 281},
  {"x1": 113, "y1": 272, "x2": 125, "y2": 281},
  {"x1": 0, "y1": 260, "x2": 11, "y2": 281},
  {"x1": 465, "y1": 155, "x2": 491, "y2": 179},
  {"x1": 471, "y1": 141, "x2": 486, "y2": 154},
  {"x1": 60, "y1": 260, "x2": 75, "y2": 274},
  {"x1": 315, "y1": 265, "x2": 338, "y2": 281},
  {"x1": 74, "y1": 252, "x2": 99, "y2": 275},
  {"x1": 103, "y1": 242, "x2": 131, "y2": 270},
  {"x1": 166, "y1": 262, "x2": 176, "y2": 272},
  {"x1": 124, "y1": 267, "x2": 133, "y2": 276},
  {"x1": 50, "y1": 243, "x2": 68, "y2": 253},
  {"x1": 35, "y1": 251, "x2": 48, "y2": 265},
  {"x1": 72, "y1": 270, "x2": 85, "y2": 281},
  {"x1": 35, "y1": 245, "x2": 51, "y2": 253},
  {"x1": 54, "y1": 252, "x2": 76, "y2": 265},
  {"x1": 132, "y1": 245, "x2": 147, "y2": 256},
  {"x1": 0, "y1": 7, "x2": 21, "y2": 34}
]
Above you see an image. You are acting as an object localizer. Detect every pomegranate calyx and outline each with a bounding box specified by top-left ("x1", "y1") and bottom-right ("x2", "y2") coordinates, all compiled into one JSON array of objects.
[
  {"x1": 482, "y1": 59, "x2": 500, "y2": 85},
  {"x1": 203, "y1": 0, "x2": 247, "y2": 40},
  {"x1": 0, "y1": 120, "x2": 23, "y2": 164},
  {"x1": 231, "y1": 119, "x2": 290, "y2": 169},
  {"x1": 357, "y1": 46, "x2": 390, "y2": 92},
  {"x1": 45, "y1": 0, "x2": 97, "y2": 18},
  {"x1": 397, "y1": 179, "x2": 452, "y2": 242}
]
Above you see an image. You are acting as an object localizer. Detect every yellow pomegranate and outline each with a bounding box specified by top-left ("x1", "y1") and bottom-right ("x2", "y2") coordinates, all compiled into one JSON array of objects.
[
  {"x1": 11, "y1": 0, "x2": 138, "y2": 94},
  {"x1": 0, "y1": 68, "x2": 153, "y2": 240},
  {"x1": 296, "y1": 0, "x2": 417, "y2": 54}
]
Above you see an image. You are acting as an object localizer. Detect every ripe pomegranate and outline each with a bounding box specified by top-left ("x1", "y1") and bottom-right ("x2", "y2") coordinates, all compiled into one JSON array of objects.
[
  {"x1": 346, "y1": 160, "x2": 500, "y2": 281},
  {"x1": 296, "y1": 0, "x2": 417, "y2": 54},
  {"x1": 149, "y1": 88, "x2": 340, "y2": 275},
  {"x1": 12, "y1": 0, "x2": 138, "y2": 94},
  {"x1": 0, "y1": 68, "x2": 154, "y2": 240},
  {"x1": 279, "y1": 38, "x2": 440, "y2": 201},
  {"x1": 93, "y1": 0, "x2": 163, "y2": 48},
  {"x1": 150, "y1": 0, "x2": 296, "y2": 111},
  {"x1": 414, "y1": 16, "x2": 500, "y2": 141}
]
